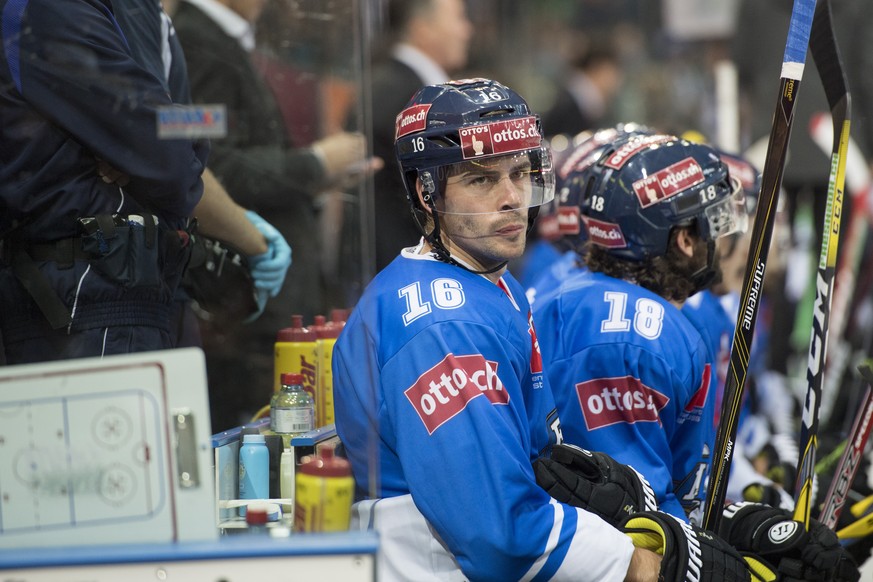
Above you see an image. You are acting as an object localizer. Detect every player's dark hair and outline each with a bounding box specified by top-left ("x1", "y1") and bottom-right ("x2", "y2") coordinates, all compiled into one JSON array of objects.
[{"x1": 584, "y1": 227, "x2": 716, "y2": 303}]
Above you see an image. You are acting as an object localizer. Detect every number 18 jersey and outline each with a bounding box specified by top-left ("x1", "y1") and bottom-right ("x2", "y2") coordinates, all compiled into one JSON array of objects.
[{"x1": 534, "y1": 269, "x2": 715, "y2": 521}]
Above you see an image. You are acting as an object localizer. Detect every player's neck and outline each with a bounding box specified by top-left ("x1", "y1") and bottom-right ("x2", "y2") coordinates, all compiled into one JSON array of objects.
[{"x1": 418, "y1": 240, "x2": 507, "y2": 283}]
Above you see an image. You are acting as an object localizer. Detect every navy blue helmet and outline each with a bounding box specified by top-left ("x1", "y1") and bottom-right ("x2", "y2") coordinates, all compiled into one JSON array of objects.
[
  {"x1": 579, "y1": 134, "x2": 747, "y2": 261},
  {"x1": 549, "y1": 123, "x2": 655, "y2": 248},
  {"x1": 395, "y1": 79, "x2": 554, "y2": 221}
]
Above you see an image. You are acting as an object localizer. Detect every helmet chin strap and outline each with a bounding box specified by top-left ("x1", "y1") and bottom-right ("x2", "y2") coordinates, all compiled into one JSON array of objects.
[
  {"x1": 689, "y1": 239, "x2": 719, "y2": 295},
  {"x1": 425, "y1": 204, "x2": 508, "y2": 275}
]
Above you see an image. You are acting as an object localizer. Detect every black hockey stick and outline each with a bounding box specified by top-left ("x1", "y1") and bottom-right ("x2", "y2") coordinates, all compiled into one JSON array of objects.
[
  {"x1": 820, "y1": 363, "x2": 873, "y2": 530},
  {"x1": 792, "y1": 0, "x2": 851, "y2": 529},
  {"x1": 702, "y1": 0, "x2": 817, "y2": 532}
]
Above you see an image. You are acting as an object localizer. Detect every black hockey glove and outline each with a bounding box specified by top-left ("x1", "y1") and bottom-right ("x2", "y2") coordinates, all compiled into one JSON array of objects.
[
  {"x1": 533, "y1": 443, "x2": 658, "y2": 527},
  {"x1": 183, "y1": 233, "x2": 259, "y2": 326},
  {"x1": 718, "y1": 502, "x2": 860, "y2": 582},
  {"x1": 620, "y1": 510, "x2": 751, "y2": 581}
]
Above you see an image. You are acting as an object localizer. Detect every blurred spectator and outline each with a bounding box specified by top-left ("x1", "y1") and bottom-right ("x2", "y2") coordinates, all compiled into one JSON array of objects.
[
  {"x1": 368, "y1": 0, "x2": 473, "y2": 273},
  {"x1": 541, "y1": 36, "x2": 625, "y2": 137},
  {"x1": 173, "y1": 0, "x2": 370, "y2": 429},
  {"x1": 110, "y1": 0, "x2": 292, "y2": 434}
]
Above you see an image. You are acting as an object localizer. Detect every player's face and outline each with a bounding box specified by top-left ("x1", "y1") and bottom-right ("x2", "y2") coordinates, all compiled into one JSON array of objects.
[{"x1": 435, "y1": 154, "x2": 533, "y2": 270}]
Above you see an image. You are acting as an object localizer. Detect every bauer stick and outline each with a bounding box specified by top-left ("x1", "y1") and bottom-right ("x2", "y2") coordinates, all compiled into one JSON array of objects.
[
  {"x1": 820, "y1": 363, "x2": 873, "y2": 530},
  {"x1": 792, "y1": 0, "x2": 851, "y2": 529},
  {"x1": 702, "y1": 0, "x2": 817, "y2": 532}
]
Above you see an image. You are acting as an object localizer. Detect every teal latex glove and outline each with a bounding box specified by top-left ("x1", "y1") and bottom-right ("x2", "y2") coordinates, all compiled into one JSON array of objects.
[{"x1": 245, "y1": 210, "x2": 291, "y2": 298}]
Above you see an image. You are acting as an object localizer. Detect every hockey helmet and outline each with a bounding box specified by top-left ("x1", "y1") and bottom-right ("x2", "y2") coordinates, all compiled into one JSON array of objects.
[
  {"x1": 552, "y1": 123, "x2": 655, "y2": 248},
  {"x1": 580, "y1": 134, "x2": 747, "y2": 261},
  {"x1": 394, "y1": 78, "x2": 555, "y2": 267}
]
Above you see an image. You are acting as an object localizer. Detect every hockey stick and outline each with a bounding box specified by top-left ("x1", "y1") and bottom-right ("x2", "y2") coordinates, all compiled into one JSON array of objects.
[
  {"x1": 810, "y1": 115, "x2": 873, "y2": 429},
  {"x1": 702, "y1": 0, "x2": 817, "y2": 533},
  {"x1": 792, "y1": 0, "x2": 851, "y2": 530},
  {"x1": 820, "y1": 364, "x2": 873, "y2": 530}
]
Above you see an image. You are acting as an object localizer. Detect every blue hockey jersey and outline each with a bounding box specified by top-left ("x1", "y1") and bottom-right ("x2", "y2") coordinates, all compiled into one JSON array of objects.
[
  {"x1": 534, "y1": 270, "x2": 714, "y2": 521},
  {"x1": 525, "y1": 249, "x2": 584, "y2": 309},
  {"x1": 333, "y1": 247, "x2": 635, "y2": 582}
]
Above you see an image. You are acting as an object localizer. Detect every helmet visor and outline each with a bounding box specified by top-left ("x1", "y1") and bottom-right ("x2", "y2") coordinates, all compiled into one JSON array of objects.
[
  {"x1": 704, "y1": 175, "x2": 748, "y2": 240},
  {"x1": 435, "y1": 147, "x2": 555, "y2": 216}
]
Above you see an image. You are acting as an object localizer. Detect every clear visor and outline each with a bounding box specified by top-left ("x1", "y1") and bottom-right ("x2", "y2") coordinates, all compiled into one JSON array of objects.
[
  {"x1": 433, "y1": 147, "x2": 556, "y2": 216},
  {"x1": 704, "y1": 175, "x2": 748, "y2": 240}
]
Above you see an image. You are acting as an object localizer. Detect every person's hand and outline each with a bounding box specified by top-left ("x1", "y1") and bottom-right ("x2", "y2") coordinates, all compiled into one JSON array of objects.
[
  {"x1": 244, "y1": 210, "x2": 291, "y2": 299},
  {"x1": 95, "y1": 157, "x2": 130, "y2": 186},
  {"x1": 624, "y1": 547, "x2": 662, "y2": 582},
  {"x1": 533, "y1": 443, "x2": 658, "y2": 527},
  {"x1": 718, "y1": 502, "x2": 860, "y2": 582},
  {"x1": 311, "y1": 131, "x2": 382, "y2": 187},
  {"x1": 621, "y1": 511, "x2": 751, "y2": 581}
]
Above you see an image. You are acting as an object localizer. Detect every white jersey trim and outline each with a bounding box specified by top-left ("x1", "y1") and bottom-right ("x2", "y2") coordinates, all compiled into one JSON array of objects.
[{"x1": 351, "y1": 495, "x2": 635, "y2": 581}]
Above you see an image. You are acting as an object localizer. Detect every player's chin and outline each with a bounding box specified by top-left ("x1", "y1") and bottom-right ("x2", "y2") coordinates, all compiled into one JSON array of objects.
[{"x1": 490, "y1": 236, "x2": 526, "y2": 261}]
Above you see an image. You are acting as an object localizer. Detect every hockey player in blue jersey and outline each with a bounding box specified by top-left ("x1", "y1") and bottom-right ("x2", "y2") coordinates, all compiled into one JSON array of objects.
[
  {"x1": 329, "y1": 79, "x2": 795, "y2": 582},
  {"x1": 534, "y1": 134, "x2": 749, "y2": 523}
]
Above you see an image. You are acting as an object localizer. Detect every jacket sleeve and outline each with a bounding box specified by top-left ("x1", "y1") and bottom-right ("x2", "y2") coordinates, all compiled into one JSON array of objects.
[{"x1": 12, "y1": 0, "x2": 205, "y2": 218}]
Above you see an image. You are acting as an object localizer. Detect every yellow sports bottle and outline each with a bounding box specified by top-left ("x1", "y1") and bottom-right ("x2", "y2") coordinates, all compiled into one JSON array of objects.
[
  {"x1": 294, "y1": 447, "x2": 354, "y2": 532},
  {"x1": 274, "y1": 315, "x2": 318, "y2": 409}
]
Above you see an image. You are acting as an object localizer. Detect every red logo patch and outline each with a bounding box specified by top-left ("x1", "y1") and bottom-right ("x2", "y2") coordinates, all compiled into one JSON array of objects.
[
  {"x1": 458, "y1": 116, "x2": 541, "y2": 159},
  {"x1": 632, "y1": 157, "x2": 704, "y2": 208},
  {"x1": 684, "y1": 363, "x2": 711, "y2": 412},
  {"x1": 528, "y1": 312, "x2": 543, "y2": 374},
  {"x1": 395, "y1": 104, "x2": 431, "y2": 139},
  {"x1": 557, "y1": 206, "x2": 581, "y2": 235},
  {"x1": 405, "y1": 354, "x2": 509, "y2": 434},
  {"x1": 576, "y1": 376, "x2": 670, "y2": 430},
  {"x1": 721, "y1": 155, "x2": 757, "y2": 193},
  {"x1": 584, "y1": 216, "x2": 627, "y2": 248},
  {"x1": 604, "y1": 134, "x2": 672, "y2": 169}
]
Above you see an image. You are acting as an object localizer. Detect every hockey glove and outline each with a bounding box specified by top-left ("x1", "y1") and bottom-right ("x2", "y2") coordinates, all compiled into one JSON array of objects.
[
  {"x1": 533, "y1": 443, "x2": 658, "y2": 527},
  {"x1": 742, "y1": 482, "x2": 795, "y2": 511},
  {"x1": 718, "y1": 501, "x2": 860, "y2": 582},
  {"x1": 620, "y1": 511, "x2": 751, "y2": 582},
  {"x1": 244, "y1": 210, "x2": 292, "y2": 297},
  {"x1": 183, "y1": 234, "x2": 260, "y2": 325}
]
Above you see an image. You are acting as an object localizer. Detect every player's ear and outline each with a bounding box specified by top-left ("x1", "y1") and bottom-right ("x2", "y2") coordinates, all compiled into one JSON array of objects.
[
  {"x1": 415, "y1": 179, "x2": 434, "y2": 216},
  {"x1": 674, "y1": 227, "x2": 696, "y2": 258}
]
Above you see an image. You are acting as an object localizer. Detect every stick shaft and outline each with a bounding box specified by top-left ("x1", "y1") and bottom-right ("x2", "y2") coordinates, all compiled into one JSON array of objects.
[
  {"x1": 702, "y1": 0, "x2": 817, "y2": 532},
  {"x1": 792, "y1": 0, "x2": 850, "y2": 528},
  {"x1": 820, "y1": 374, "x2": 873, "y2": 530}
]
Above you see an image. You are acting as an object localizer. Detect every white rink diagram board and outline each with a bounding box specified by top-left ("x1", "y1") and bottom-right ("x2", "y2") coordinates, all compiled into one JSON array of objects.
[
  {"x1": 0, "y1": 382, "x2": 166, "y2": 533},
  {"x1": 0, "y1": 349, "x2": 216, "y2": 548}
]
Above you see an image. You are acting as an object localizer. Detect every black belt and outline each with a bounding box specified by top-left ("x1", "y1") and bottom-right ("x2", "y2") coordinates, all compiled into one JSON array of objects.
[
  {"x1": 20, "y1": 238, "x2": 93, "y2": 267},
  {"x1": 2, "y1": 237, "x2": 92, "y2": 330}
]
